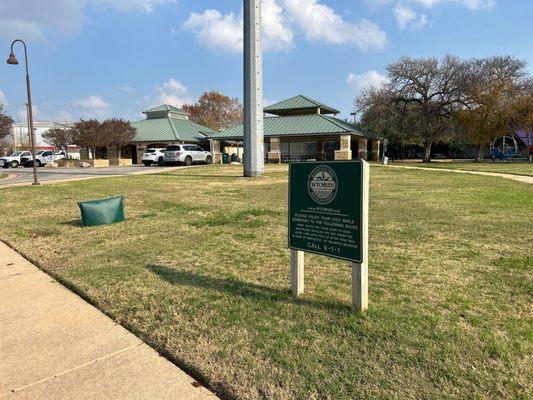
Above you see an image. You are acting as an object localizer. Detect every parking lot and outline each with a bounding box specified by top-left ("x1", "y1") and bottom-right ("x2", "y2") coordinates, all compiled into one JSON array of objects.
[{"x1": 0, "y1": 165, "x2": 187, "y2": 187}]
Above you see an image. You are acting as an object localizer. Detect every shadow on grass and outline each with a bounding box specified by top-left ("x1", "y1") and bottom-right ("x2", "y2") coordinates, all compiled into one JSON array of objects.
[
  {"x1": 60, "y1": 219, "x2": 82, "y2": 227},
  {"x1": 146, "y1": 264, "x2": 353, "y2": 314}
]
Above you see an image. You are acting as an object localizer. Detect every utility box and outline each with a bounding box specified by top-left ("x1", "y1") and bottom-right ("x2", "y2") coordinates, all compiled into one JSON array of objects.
[{"x1": 78, "y1": 195, "x2": 125, "y2": 227}]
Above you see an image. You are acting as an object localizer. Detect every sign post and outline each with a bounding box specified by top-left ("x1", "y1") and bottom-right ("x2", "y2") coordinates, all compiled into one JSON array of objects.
[{"x1": 288, "y1": 160, "x2": 369, "y2": 312}]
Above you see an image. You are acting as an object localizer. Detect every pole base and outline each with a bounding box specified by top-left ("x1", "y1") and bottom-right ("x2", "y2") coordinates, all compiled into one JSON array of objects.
[{"x1": 243, "y1": 170, "x2": 263, "y2": 177}]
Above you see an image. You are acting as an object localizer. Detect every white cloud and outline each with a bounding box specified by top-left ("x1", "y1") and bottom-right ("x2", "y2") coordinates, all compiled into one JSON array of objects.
[
  {"x1": 0, "y1": 91, "x2": 8, "y2": 107},
  {"x1": 154, "y1": 79, "x2": 195, "y2": 107},
  {"x1": 459, "y1": 0, "x2": 495, "y2": 11},
  {"x1": 282, "y1": 0, "x2": 387, "y2": 50},
  {"x1": 365, "y1": 0, "x2": 495, "y2": 11},
  {"x1": 393, "y1": 3, "x2": 429, "y2": 30},
  {"x1": 54, "y1": 110, "x2": 75, "y2": 122},
  {"x1": 183, "y1": 0, "x2": 385, "y2": 53},
  {"x1": 182, "y1": 0, "x2": 293, "y2": 53},
  {"x1": 16, "y1": 105, "x2": 40, "y2": 122},
  {"x1": 0, "y1": 0, "x2": 175, "y2": 41},
  {"x1": 183, "y1": 9, "x2": 243, "y2": 53},
  {"x1": 120, "y1": 85, "x2": 133, "y2": 93},
  {"x1": 99, "y1": 0, "x2": 177, "y2": 13},
  {"x1": 72, "y1": 95, "x2": 111, "y2": 118},
  {"x1": 347, "y1": 70, "x2": 388, "y2": 92}
]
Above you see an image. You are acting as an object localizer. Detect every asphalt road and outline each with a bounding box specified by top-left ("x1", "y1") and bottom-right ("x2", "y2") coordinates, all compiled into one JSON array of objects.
[{"x1": 0, "y1": 165, "x2": 185, "y2": 187}]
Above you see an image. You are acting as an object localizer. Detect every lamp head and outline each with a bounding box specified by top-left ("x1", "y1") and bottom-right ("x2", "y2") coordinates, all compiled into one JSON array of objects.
[{"x1": 6, "y1": 53, "x2": 19, "y2": 65}]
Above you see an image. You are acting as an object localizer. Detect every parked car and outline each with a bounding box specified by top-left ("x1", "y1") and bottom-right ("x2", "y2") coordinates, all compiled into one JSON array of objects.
[
  {"x1": 141, "y1": 148, "x2": 166, "y2": 166},
  {"x1": 164, "y1": 144, "x2": 212, "y2": 166},
  {"x1": 0, "y1": 151, "x2": 32, "y2": 168},
  {"x1": 23, "y1": 150, "x2": 65, "y2": 167}
]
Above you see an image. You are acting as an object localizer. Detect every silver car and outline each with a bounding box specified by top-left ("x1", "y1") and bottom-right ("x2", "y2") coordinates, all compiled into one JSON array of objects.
[{"x1": 164, "y1": 144, "x2": 212, "y2": 166}]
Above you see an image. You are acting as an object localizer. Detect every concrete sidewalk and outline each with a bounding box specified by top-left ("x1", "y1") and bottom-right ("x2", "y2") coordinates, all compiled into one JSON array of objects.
[{"x1": 0, "y1": 241, "x2": 219, "y2": 400}]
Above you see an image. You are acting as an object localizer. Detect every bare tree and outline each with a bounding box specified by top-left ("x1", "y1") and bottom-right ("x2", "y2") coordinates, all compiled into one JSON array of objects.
[
  {"x1": 43, "y1": 128, "x2": 74, "y2": 157},
  {"x1": 71, "y1": 119, "x2": 110, "y2": 160},
  {"x1": 183, "y1": 91, "x2": 243, "y2": 131},
  {"x1": 387, "y1": 55, "x2": 467, "y2": 162},
  {"x1": 457, "y1": 56, "x2": 527, "y2": 162},
  {"x1": 509, "y1": 78, "x2": 533, "y2": 161},
  {"x1": 102, "y1": 118, "x2": 137, "y2": 158},
  {"x1": 0, "y1": 105, "x2": 13, "y2": 142}
]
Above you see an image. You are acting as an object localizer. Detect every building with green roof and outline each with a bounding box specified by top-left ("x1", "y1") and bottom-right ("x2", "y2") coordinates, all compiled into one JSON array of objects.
[
  {"x1": 130, "y1": 105, "x2": 214, "y2": 164},
  {"x1": 208, "y1": 95, "x2": 381, "y2": 163}
]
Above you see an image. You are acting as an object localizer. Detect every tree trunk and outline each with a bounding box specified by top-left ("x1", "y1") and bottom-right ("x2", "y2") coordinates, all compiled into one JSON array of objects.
[
  {"x1": 475, "y1": 144, "x2": 484, "y2": 163},
  {"x1": 423, "y1": 142, "x2": 432, "y2": 163}
]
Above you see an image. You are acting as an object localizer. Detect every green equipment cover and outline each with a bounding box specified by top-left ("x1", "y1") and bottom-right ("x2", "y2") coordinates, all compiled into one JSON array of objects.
[{"x1": 78, "y1": 195, "x2": 125, "y2": 227}]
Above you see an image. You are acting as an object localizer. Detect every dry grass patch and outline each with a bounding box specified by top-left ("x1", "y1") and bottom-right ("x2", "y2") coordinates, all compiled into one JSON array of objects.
[
  {"x1": 395, "y1": 161, "x2": 533, "y2": 176},
  {"x1": 0, "y1": 164, "x2": 531, "y2": 399}
]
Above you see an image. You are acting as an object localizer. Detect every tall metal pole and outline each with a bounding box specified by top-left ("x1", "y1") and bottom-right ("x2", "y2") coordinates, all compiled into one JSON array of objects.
[
  {"x1": 243, "y1": 0, "x2": 264, "y2": 177},
  {"x1": 8, "y1": 39, "x2": 39, "y2": 185}
]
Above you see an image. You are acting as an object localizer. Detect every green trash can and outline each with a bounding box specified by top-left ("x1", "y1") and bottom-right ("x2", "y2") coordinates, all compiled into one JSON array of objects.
[
  {"x1": 222, "y1": 153, "x2": 229, "y2": 164},
  {"x1": 78, "y1": 195, "x2": 125, "y2": 227},
  {"x1": 231, "y1": 153, "x2": 238, "y2": 162}
]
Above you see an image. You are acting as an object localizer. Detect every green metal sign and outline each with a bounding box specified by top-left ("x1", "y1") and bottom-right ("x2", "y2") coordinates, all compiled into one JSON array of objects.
[{"x1": 288, "y1": 160, "x2": 363, "y2": 263}]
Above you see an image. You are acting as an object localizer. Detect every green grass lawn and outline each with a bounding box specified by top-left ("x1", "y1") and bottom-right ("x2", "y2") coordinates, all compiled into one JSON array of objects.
[
  {"x1": 0, "y1": 165, "x2": 531, "y2": 399},
  {"x1": 392, "y1": 161, "x2": 533, "y2": 177}
]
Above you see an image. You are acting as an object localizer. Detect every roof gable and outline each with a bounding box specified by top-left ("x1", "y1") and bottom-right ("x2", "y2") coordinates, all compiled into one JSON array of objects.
[
  {"x1": 264, "y1": 95, "x2": 340, "y2": 116},
  {"x1": 131, "y1": 116, "x2": 213, "y2": 143},
  {"x1": 143, "y1": 104, "x2": 187, "y2": 114}
]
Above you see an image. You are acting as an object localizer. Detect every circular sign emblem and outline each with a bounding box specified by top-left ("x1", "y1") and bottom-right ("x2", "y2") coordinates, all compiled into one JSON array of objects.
[{"x1": 308, "y1": 165, "x2": 338, "y2": 205}]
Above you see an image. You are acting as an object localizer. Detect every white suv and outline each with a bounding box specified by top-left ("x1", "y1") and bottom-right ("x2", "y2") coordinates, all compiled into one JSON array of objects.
[
  {"x1": 141, "y1": 148, "x2": 166, "y2": 166},
  {"x1": 0, "y1": 151, "x2": 32, "y2": 168},
  {"x1": 164, "y1": 144, "x2": 212, "y2": 166}
]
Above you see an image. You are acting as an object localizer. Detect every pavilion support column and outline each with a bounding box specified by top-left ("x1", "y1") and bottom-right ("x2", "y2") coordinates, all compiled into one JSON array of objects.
[
  {"x1": 136, "y1": 144, "x2": 145, "y2": 165},
  {"x1": 334, "y1": 134, "x2": 352, "y2": 160},
  {"x1": 212, "y1": 140, "x2": 222, "y2": 164},
  {"x1": 316, "y1": 142, "x2": 324, "y2": 161},
  {"x1": 371, "y1": 139, "x2": 381, "y2": 162},
  {"x1": 358, "y1": 138, "x2": 368, "y2": 160},
  {"x1": 267, "y1": 137, "x2": 281, "y2": 163}
]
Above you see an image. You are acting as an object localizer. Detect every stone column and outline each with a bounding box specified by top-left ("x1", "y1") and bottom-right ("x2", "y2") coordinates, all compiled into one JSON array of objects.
[
  {"x1": 334, "y1": 134, "x2": 352, "y2": 160},
  {"x1": 371, "y1": 140, "x2": 381, "y2": 162},
  {"x1": 212, "y1": 140, "x2": 222, "y2": 164},
  {"x1": 136, "y1": 144, "x2": 145, "y2": 165},
  {"x1": 358, "y1": 138, "x2": 368, "y2": 160},
  {"x1": 267, "y1": 137, "x2": 281, "y2": 163},
  {"x1": 107, "y1": 146, "x2": 119, "y2": 166}
]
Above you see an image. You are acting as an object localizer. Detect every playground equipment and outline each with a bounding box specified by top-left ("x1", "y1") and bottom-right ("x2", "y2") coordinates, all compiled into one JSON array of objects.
[{"x1": 490, "y1": 135, "x2": 518, "y2": 160}]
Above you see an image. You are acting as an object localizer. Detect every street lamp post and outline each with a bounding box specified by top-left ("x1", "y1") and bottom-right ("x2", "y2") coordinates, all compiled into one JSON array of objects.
[{"x1": 7, "y1": 39, "x2": 39, "y2": 185}]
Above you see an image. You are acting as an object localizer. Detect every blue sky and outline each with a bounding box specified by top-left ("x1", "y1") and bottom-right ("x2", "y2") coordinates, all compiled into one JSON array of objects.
[{"x1": 0, "y1": 0, "x2": 531, "y2": 123}]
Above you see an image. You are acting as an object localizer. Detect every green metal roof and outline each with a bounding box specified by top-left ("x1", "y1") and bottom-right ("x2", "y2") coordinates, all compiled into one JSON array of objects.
[
  {"x1": 132, "y1": 116, "x2": 214, "y2": 143},
  {"x1": 264, "y1": 95, "x2": 340, "y2": 115},
  {"x1": 210, "y1": 114, "x2": 379, "y2": 139},
  {"x1": 143, "y1": 104, "x2": 188, "y2": 115}
]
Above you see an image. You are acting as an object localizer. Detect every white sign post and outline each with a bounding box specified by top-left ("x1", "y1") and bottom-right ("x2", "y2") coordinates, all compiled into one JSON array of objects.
[{"x1": 289, "y1": 161, "x2": 369, "y2": 312}]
